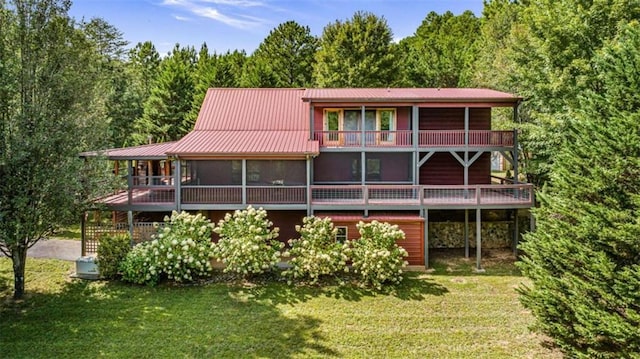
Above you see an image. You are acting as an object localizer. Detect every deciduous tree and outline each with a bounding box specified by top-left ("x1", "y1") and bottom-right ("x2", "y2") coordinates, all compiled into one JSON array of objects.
[{"x1": 0, "y1": 0, "x2": 110, "y2": 299}]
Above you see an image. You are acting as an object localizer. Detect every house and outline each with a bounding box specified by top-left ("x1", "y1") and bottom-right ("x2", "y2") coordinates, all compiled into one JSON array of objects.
[{"x1": 81, "y1": 88, "x2": 534, "y2": 270}]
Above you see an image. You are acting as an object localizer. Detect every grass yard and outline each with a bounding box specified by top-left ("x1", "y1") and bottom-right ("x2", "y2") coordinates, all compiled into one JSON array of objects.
[{"x1": 0, "y1": 251, "x2": 560, "y2": 358}]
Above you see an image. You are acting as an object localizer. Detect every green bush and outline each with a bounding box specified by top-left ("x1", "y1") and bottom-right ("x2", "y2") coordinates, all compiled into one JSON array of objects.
[
  {"x1": 96, "y1": 233, "x2": 131, "y2": 279},
  {"x1": 120, "y1": 243, "x2": 160, "y2": 285},
  {"x1": 120, "y1": 211, "x2": 215, "y2": 285},
  {"x1": 282, "y1": 216, "x2": 349, "y2": 284},
  {"x1": 350, "y1": 221, "x2": 408, "y2": 290},
  {"x1": 213, "y1": 206, "x2": 283, "y2": 277}
]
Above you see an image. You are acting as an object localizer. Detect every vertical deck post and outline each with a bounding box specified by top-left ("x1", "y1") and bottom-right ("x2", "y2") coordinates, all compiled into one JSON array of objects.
[
  {"x1": 412, "y1": 105, "x2": 419, "y2": 149},
  {"x1": 361, "y1": 105, "x2": 366, "y2": 147},
  {"x1": 127, "y1": 160, "x2": 133, "y2": 205},
  {"x1": 306, "y1": 156, "x2": 312, "y2": 216},
  {"x1": 174, "y1": 159, "x2": 181, "y2": 211},
  {"x1": 476, "y1": 208, "x2": 483, "y2": 272},
  {"x1": 513, "y1": 209, "x2": 519, "y2": 255},
  {"x1": 81, "y1": 212, "x2": 87, "y2": 257},
  {"x1": 464, "y1": 107, "x2": 469, "y2": 187},
  {"x1": 241, "y1": 159, "x2": 247, "y2": 205},
  {"x1": 424, "y1": 208, "x2": 429, "y2": 269},
  {"x1": 127, "y1": 210, "x2": 134, "y2": 247},
  {"x1": 464, "y1": 209, "x2": 469, "y2": 258}
]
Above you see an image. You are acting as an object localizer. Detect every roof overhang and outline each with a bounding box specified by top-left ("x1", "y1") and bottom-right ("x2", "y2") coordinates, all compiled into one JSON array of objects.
[{"x1": 79, "y1": 142, "x2": 176, "y2": 160}]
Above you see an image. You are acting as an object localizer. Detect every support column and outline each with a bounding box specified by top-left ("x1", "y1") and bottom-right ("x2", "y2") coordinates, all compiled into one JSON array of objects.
[
  {"x1": 127, "y1": 210, "x2": 134, "y2": 247},
  {"x1": 513, "y1": 209, "x2": 519, "y2": 255},
  {"x1": 513, "y1": 129, "x2": 519, "y2": 185},
  {"x1": 306, "y1": 156, "x2": 312, "y2": 216},
  {"x1": 241, "y1": 159, "x2": 247, "y2": 205},
  {"x1": 127, "y1": 160, "x2": 133, "y2": 205},
  {"x1": 361, "y1": 105, "x2": 366, "y2": 147},
  {"x1": 464, "y1": 107, "x2": 469, "y2": 187},
  {"x1": 475, "y1": 208, "x2": 484, "y2": 272},
  {"x1": 81, "y1": 212, "x2": 87, "y2": 256},
  {"x1": 174, "y1": 159, "x2": 181, "y2": 211},
  {"x1": 464, "y1": 209, "x2": 469, "y2": 258},
  {"x1": 424, "y1": 209, "x2": 429, "y2": 269},
  {"x1": 361, "y1": 152, "x2": 366, "y2": 185}
]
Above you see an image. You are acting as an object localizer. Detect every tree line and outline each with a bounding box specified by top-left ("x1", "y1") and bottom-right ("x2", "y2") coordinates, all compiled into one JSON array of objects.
[{"x1": 2, "y1": 1, "x2": 640, "y2": 357}]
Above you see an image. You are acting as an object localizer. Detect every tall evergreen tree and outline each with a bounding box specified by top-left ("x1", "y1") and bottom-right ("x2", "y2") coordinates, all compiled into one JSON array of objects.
[
  {"x1": 132, "y1": 44, "x2": 196, "y2": 144},
  {"x1": 518, "y1": 22, "x2": 640, "y2": 358},
  {"x1": 186, "y1": 43, "x2": 216, "y2": 124},
  {"x1": 313, "y1": 11, "x2": 399, "y2": 88},
  {"x1": 211, "y1": 50, "x2": 246, "y2": 88},
  {"x1": 495, "y1": 0, "x2": 640, "y2": 186},
  {"x1": 0, "y1": 0, "x2": 111, "y2": 299},
  {"x1": 399, "y1": 11, "x2": 480, "y2": 87},
  {"x1": 251, "y1": 20, "x2": 318, "y2": 87}
]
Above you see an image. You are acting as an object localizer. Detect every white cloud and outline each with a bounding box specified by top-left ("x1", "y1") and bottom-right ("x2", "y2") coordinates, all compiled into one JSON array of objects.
[
  {"x1": 173, "y1": 14, "x2": 192, "y2": 21},
  {"x1": 161, "y1": 0, "x2": 268, "y2": 29}
]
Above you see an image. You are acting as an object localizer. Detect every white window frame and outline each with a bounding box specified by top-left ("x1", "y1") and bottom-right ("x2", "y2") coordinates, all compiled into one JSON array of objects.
[
  {"x1": 335, "y1": 226, "x2": 348, "y2": 242},
  {"x1": 322, "y1": 108, "x2": 396, "y2": 145}
]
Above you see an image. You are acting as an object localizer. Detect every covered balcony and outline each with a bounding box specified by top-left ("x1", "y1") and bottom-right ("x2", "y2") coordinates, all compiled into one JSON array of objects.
[{"x1": 313, "y1": 130, "x2": 515, "y2": 149}]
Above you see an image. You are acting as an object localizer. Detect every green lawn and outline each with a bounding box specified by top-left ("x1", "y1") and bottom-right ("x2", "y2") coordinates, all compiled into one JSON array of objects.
[{"x1": 0, "y1": 252, "x2": 560, "y2": 358}]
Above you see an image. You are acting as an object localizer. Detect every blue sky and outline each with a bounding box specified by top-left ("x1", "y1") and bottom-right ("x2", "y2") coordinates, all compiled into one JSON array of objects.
[{"x1": 69, "y1": 0, "x2": 485, "y2": 56}]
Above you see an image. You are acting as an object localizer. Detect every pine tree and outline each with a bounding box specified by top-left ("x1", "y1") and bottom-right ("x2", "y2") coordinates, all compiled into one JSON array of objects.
[
  {"x1": 313, "y1": 11, "x2": 399, "y2": 88},
  {"x1": 252, "y1": 20, "x2": 318, "y2": 87},
  {"x1": 133, "y1": 44, "x2": 196, "y2": 144},
  {"x1": 518, "y1": 22, "x2": 640, "y2": 358}
]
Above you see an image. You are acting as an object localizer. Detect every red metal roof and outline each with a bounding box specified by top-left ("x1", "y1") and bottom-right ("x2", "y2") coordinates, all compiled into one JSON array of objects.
[
  {"x1": 167, "y1": 130, "x2": 318, "y2": 157},
  {"x1": 79, "y1": 142, "x2": 176, "y2": 160},
  {"x1": 193, "y1": 88, "x2": 309, "y2": 131},
  {"x1": 302, "y1": 88, "x2": 521, "y2": 104},
  {"x1": 170, "y1": 88, "x2": 318, "y2": 158}
]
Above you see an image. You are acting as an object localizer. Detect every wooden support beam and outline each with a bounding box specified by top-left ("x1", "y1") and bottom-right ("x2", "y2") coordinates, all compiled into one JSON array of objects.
[
  {"x1": 465, "y1": 209, "x2": 469, "y2": 258},
  {"x1": 424, "y1": 209, "x2": 429, "y2": 269},
  {"x1": 513, "y1": 209, "x2": 519, "y2": 256},
  {"x1": 418, "y1": 151, "x2": 435, "y2": 167},
  {"x1": 174, "y1": 159, "x2": 182, "y2": 211},
  {"x1": 475, "y1": 208, "x2": 484, "y2": 272},
  {"x1": 450, "y1": 151, "x2": 465, "y2": 166}
]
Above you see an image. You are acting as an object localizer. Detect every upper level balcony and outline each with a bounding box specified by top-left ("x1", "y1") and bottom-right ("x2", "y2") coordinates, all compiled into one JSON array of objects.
[{"x1": 313, "y1": 130, "x2": 515, "y2": 149}]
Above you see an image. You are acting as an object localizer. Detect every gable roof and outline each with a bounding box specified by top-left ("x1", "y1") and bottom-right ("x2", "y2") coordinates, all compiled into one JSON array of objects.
[
  {"x1": 168, "y1": 88, "x2": 318, "y2": 158},
  {"x1": 302, "y1": 88, "x2": 521, "y2": 105}
]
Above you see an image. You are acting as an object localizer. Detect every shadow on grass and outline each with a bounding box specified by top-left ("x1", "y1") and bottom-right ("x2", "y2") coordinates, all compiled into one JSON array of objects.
[
  {"x1": 429, "y1": 248, "x2": 523, "y2": 277},
  {"x1": 0, "y1": 279, "x2": 338, "y2": 358},
  {"x1": 241, "y1": 271, "x2": 448, "y2": 306}
]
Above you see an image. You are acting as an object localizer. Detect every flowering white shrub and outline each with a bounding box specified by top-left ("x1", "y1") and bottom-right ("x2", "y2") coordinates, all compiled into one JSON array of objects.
[
  {"x1": 120, "y1": 211, "x2": 215, "y2": 285},
  {"x1": 120, "y1": 242, "x2": 160, "y2": 285},
  {"x1": 212, "y1": 206, "x2": 283, "y2": 276},
  {"x1": 350, "y1": 220, "x2": 408, "y2": 289},
  {"x1": 282, "y1": 216, "x2": 349, "y2": 284}
]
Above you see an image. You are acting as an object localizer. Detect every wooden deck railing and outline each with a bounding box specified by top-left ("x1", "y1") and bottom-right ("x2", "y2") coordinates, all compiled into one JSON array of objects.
[
  {"x1": 314, "y1": 130, "x2": 514, "y2": 148},
  {"x1": 311, "y1": 184, "x2": 533, "y2": 207},
  {"x1": 101, "y1": 183, "x2": 533, "y2": 208}
]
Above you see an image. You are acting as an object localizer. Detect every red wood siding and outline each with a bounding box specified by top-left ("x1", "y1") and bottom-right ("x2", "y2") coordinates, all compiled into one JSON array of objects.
[
  {"x1": 469, "y1": 153, "x2": 491, "y2": 184},
  {"x1": 326, "y1": 216, "x2": 424, "y2": 266},
  {"x1": 420, "y1": 152, "x2": 463, "y2": 185},
  {"x1": 419, "y1": 152, "x2": 491, "y2": 185},
  {"x1": 419, "y1": 108, "x2": 491, "y2": 130}
]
